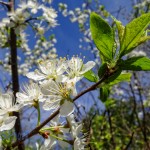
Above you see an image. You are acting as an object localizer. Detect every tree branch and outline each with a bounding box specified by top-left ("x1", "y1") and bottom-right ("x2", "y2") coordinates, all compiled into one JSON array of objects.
[{"x1": 9, "y1": 0, "x2": 24, "y2": 149}]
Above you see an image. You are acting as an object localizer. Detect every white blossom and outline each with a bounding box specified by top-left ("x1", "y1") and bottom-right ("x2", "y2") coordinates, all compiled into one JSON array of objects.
[
  {"x1": 41, "y1": 6, "x2": 58, "y2": 28},
  {"x1": 67, "y1": 114, "x2": 86, "y2": 149},
  {"x1": 16, "y1": 83, "x2": 45, "y2": 106},
  {"x1": 41, "y1": 115, "x2": 69, "y2": 149},
  {"x1": 7, "y1": 8, "x2": 30, "y2": 33},
  {"x1": 74, "y1": 137, "x2": 86, "y2": 150},
  {"x1": 27, "y1": 1, "x2": 39, "y2": 14},
  {"x1": 66, "y1": 56, "x2": 95, "y2": 81},
  {"x1": 41, "y1": 80, "x2": 74, "y2": 114},
  {"x1": 43, "y1": 137, "x2": 56, "y2": 149},
  {"x1": 26, "y1": 59, "x2": 67, "y2": 82},
  {"x1": 0, "y1": 92, "x2": 22, "y2": 116}
]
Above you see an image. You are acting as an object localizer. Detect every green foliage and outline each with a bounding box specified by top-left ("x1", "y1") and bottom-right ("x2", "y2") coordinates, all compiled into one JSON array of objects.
[
  {"x1": 98, "y1": 63, "x2": 108, "y2": 78},
  {"x1": 104, "y1": 69, "x2": 122, "y2": 83},
  {"x1": 84, "y1": 70, "x2": 99, "y2": 82},
  {"x1": 112, "y1": 17, "x2": 125, "y2": 46},
  {"x1": 100, "y1": 87, "x2": 110, "y2": 102},
  {"x1": 100, "y1": 72, "x2": 131, "y2": 103},
  {"x1": 90, "y1": 12, "x2": 150, "y2": 76},
  {"x1": 90, "y1": 99, "x2": 150, "y2": 150},
  {"x1": 90, "y1": 12, "x2": 115, "y2": 61},
  {"x1": 107, "y1": 73, "x2": 131, "y2": 86},
  {"x1": 120, "y1": 56, "x2": 150, "y2": 71},
  {"x1": 119, "y1": 13, "x2": 150, "y2": 57}
]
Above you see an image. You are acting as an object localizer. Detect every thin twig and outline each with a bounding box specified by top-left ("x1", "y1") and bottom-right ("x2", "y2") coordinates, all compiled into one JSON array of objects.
[
  {"x1": 0, "y1": 1, "x2": 10, "y2": 7},
  {"x1": 123, "y1": 132, "x2": 134, "y2": 150}
]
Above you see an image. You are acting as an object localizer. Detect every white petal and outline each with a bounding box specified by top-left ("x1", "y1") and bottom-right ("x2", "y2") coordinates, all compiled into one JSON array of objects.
[
  {"x1": 74, "y1": 137, "x2": 84, "y2": 150},
  {"x1": 44, "y1": 137, "x2": 56, "y2": 148},
  {"x1": 26, "y1": 71, "x2": 46, "y2": 80},
  {"x1": 43, "y1": 101, "x2": 60, "y2": 111},
  {"x1": 80, "y1": 61, "x2": 95, "y2": 74},
  {"x1": 44, "y1": 138, "x2": 50, "y2": 147},
  {"x1": 16, "y1": 92, "x2": 28, "y2": 100},
  {"x1": 0, "y1": 116, "x2": 17, "y2": 131},
  {"x1": 0, "y1": 109, "x2": 7, "y2": 115},
  {"x1": 75, "y1": 124, "x2": 83, "y2": 137},
  {"x1": 8, "y1": 103, "x2": 23, "y2": 112},
  {"x1": 60, "y1": 101, "x2": 74, "y2": 117}
]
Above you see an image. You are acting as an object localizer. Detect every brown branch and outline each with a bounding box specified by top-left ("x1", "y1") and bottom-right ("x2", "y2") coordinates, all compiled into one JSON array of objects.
[
  {"x1": 107, "y1": 108, "x2": 116, "y2": 149},
  {"x1": 8, "y1": 0, "x2": 24, "y2": 149},
  {"x1": 0, "y1": 1, "x2": 10, "y2": 8},
  {"x1": 123, "y1": 132, "x2": 134, "y2": 150}
]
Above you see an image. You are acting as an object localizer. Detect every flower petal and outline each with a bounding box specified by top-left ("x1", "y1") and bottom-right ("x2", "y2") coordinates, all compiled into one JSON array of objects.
[
  {"x1": 60, "y1": 101, "x2": 74, "y2": 117},
  {"x1": 0, "y1": 116, "x2": 17, "y2": 131},
  {"x1": 80, "y1": 61, "x2": 95, "y2": 74},
  {"x1": 26, "y1": 71, "x2": 46, "y2": 81}
]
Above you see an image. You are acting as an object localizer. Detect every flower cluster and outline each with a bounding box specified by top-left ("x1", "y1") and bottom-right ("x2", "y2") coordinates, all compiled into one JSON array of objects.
[
  {"x1": 0, "y1": 56, "x2": 95, "y2": 149},
  {"x1": 21, "y1": 56, "x2": 95, "y2": 114},
  {"x1": 0, "y1": 0, "x2": 57, "y2": 34},
  {"x1": 0, "y1": 0, "x2": 58, "y2": 78}
]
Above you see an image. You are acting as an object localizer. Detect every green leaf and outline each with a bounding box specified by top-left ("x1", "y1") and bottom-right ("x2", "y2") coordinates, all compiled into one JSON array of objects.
[
  {"x1": 105, "y1": 69, "x2": 122, "y2": 84},
  {"x1": 84, "y1": 70, "x2": 99, "y2": 82},
  {"x1": 108, "y1": 73, "x2": 131, "y2": 86},
  {"x1": 134, "y1": 36, "x2": 150, "y2": 48},
  {"x1": 120, "y1": 13, "x2": 150, "y2": 57},
  {"x1": 120, "y1": 56, "x2": 150, "y2": 71},
  {"x1": 112, "y1": 17, "x2": 125, "y2": 45},
  {"x1": 100, "y1": 87, "x2": 110, "y2": 102},
  {"x1": 98, "y1": 63, "x2": 108, "y2": 78},
  {"x1": 104, "y1": 98, "x2": 116, "y2": 108},
  {"x1": 90, "y1": 12, "x2": 115, "y2": 60}
]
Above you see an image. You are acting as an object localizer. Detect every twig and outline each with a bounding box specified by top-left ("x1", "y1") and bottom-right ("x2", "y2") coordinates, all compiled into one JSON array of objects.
[
  {"x1": 123, "y1": 132, "x2": 134, "y2": 150},
  {"x1": 0, "y1": 1, "x2": 10, "y2": 7}
]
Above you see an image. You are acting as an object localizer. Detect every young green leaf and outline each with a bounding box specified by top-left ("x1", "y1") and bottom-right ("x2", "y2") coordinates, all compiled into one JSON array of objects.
[
  {"x1": 104, "y1": 98, "x2": 116, "y2": 108},
  {"x1": 90, "y1": 12, "x2": 115, "y2": 61},
  {"x1": 112, "y1": 17, "x2": 125, "y2": 45},
  {"x1": 120, "y1": 56, "x2": 150, "y2": 71},
  {"x1": 108, "y1": 73, "x2": 131, "y2": 86},
  {"x1": 105, "y1": 69, "x2": 122, "y2": 84},
  {"x1": 98, "y1": 63, "x2": 108, "y2": 78},
  {"x1": 119, "y1": 13, "x2": 150, "y2": 57},
  {"x1": 84, "y1": 70, "x2": 99, "y2": 82},
  {"x1": 100, "y1": 87, "x2": 110, "y2": 102},
  {"x1": 133, "y1": 36, "x2": 150, "y2": 48}
]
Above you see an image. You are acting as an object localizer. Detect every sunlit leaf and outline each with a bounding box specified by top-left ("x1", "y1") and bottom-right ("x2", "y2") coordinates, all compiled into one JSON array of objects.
[
  {"x1": 120, "y1": 56, "x2": 150, "y2": 71},
  {"x1": 90, "y1": 12, "x2": 115, "y2": 60},
  {"x1": 120, "y1": 13, "x2": 150, "y2": 57},
  {"x1": 84, "y1": 70, "x2": 98, "y2": 82}
]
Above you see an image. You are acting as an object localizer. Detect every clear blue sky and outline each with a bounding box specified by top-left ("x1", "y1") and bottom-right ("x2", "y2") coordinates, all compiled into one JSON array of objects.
[{"x1": 51, "y1": 0, "x2": 132, "y2": 59}]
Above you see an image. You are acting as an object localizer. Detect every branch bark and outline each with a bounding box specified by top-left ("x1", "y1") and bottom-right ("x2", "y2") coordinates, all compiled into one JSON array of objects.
[{"x1": 8, "y1": 0, "x2": 24, "y2": 149}]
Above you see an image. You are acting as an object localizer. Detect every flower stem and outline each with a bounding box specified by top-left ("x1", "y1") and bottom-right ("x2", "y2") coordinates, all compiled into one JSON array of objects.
[{"x1": 36, "y1": 102, "x2": 41, "y2": 126}]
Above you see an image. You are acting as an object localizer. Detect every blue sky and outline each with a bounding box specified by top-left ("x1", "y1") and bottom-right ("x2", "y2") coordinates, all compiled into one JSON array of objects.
[{"x1": 51, "y1": 0, "x2": 132, "y2": 58}]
